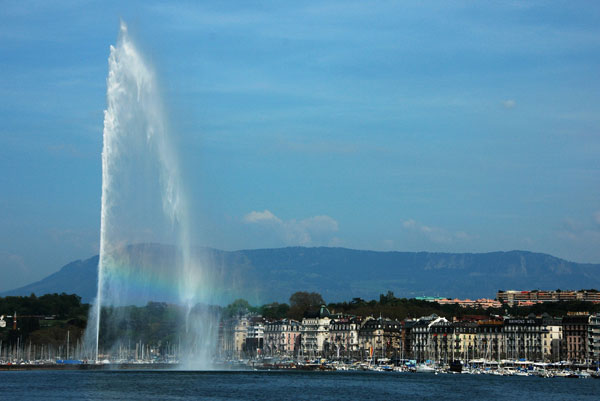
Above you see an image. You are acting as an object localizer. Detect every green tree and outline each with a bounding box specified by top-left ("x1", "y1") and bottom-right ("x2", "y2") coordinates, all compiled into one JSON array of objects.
[
  {"x1": 223, "y1": 299, "x2": 253, "y2": 318},
  {"x1": 287, "y1": 291, "x2": 325, "y2": 320},
  {"x1": 379, "y1": 290, "x2": 395, "y2": 305},
  {"x1": 260, "y1": 302, "x2": 290, "y2": 319}
]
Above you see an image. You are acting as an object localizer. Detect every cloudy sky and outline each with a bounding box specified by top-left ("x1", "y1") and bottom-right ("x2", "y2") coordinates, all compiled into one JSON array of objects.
[{"x1": 1, "y1": 1, "x2": 599, "y2": 291}]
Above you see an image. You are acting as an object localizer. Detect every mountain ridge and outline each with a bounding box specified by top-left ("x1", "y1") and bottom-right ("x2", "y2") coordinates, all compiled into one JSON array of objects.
[{"x1": 2, "y1": 245, "x2": 599, "y2": 304}]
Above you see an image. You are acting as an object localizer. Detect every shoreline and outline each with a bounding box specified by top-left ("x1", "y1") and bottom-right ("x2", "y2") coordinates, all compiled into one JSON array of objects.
[{"x1": 0, "y1": 363, "x2": 176, "y2": 371}]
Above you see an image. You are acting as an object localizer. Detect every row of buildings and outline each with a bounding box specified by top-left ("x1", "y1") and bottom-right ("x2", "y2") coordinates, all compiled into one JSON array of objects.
[
  {"x1": 435, "y1": 298, "x2": 502, "y2": 309},
  {"x1": 219, "y1": 307, "x2": 600, "y2": 364},
  {"x1": 497, "y1": 289, "x2": 600, "y2": 306},
  {"x1": 415, "y1": 297, "x2": 502, "y2": 309}
]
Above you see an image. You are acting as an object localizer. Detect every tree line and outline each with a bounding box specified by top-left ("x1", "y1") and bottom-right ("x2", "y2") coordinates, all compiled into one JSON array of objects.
[
  {"x1": 2, "y1": 291, "x2": 600, "y2": 354},
  {"x1": 0, "y1": 293, "x2": 89, "y2": 351},
  {"x1": 224, "y1": 290, "x2": 600, "y2": 321}
]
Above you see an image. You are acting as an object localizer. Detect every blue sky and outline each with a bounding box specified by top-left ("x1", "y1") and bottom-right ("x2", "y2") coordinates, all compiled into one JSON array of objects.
[{"x1": 1, "y1": 1, "x2": 599, "y2": 291}]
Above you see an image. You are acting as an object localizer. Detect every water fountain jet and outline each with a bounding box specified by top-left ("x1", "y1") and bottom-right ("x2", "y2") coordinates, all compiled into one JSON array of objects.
[{"x1": 83, "y1": 21, "x2": 217, "y2": 369}]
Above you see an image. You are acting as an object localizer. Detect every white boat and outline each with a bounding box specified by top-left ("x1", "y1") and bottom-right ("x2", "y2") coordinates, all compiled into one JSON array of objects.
[
  {"x1": 416, "y1": 364, "x2": 436, "y2": 373},
  {"x1": 514, "y1": 370, "x2": 530, "y2": 377}
]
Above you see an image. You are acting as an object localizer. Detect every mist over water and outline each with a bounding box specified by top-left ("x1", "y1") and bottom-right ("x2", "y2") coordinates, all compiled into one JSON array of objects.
[{"x1": 83, "y1": 21, "x2": 218, "y2": 369}]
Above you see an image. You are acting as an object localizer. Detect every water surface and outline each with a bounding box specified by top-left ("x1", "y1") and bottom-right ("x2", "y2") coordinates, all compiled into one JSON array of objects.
[{"x1": 2, "y1": 370, "x2": 598, "y2": 400}]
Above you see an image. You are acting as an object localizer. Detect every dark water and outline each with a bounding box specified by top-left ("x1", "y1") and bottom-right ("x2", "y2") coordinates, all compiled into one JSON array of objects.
[{"x1": 2, "y1": 370, "x2": 599, "y2": 400}]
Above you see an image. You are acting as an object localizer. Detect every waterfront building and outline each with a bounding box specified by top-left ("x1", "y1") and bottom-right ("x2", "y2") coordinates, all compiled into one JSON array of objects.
[
  {"x1": 587, "y1": 313, "x2": 600, "y2": 363},
  {"x1": 504, "y1": 317, "x2": 543, "y2": 361},
  {"x1": 411, "y1": 317, "x2": 429, "y2": 362},
  {"x1": 263, "y1": 319, "x2": 301, "y2": 357},
  {"x1": 452, "y1": 321, "x2": 478, "y2": 361},
  {"x1": 411, "y1": 314, "x2": 448, "y2": 362},
  {"x1": 358, "y1": 316, "x2": 402, "y2": 360},
  {"x1": 476, "y1": 319, "x2": 504, "y2": 361},
  {"x1": 300, "y1": 305, "x2": 331, "y2": 358},
  {"x1": 381, "y1": 318, "x2": 402, "y2": 358},
  {"x1": 218, "y1": 313, "x2": 259, "y2": 358},
  {"x1": 245, "y1": 317, "x2": 265, "y2": 357},
  {"x1": 232, "y1": 314, "x2": 250, "y2": 358},
  {"x1": 328, "y1": 316, "x2": 362, "y2": 359},
  {"x1": 541, "y1": 315, "x2": 562, "y2": 362},
  {"x1": 358, "y1": 316, "x2": 380, "y2": 360},
  {"x1": 562, "y1": 313, "x2": 589, "y2": 363},
  {"x1": 429, "y1": 318, "x2": 454, "y2": 363},
  {"x1": 218, "y1": 318, "x2": 235, "y2": 358},
  {"x1": 401, "y1": 319, "x2": 416, "y2": 359}
]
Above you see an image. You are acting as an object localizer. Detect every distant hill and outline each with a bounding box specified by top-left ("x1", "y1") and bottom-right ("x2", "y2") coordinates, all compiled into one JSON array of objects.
[
  {"x1": 1, "y1": 256, "x2": 99, "y2": 302},
  {"x1": 2, "y1": 245, "x2": 599, "y2": 304}
]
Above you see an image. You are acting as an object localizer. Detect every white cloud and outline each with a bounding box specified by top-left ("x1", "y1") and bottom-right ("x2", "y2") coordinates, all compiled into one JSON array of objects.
[
  {"x1": 243, "y1": 210, "x2": 339, "y2": 245},
  {"x1": 502, "y1": 99, "x2": 516, "y2": 109},
  {"x1": 243, "y1": 209, "x2": 282, "y2": 224}
]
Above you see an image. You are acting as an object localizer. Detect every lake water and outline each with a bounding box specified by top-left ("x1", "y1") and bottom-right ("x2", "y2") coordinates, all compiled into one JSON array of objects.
[{"x1": 2, "y1": 370, "x2": 599, "y2": 400}]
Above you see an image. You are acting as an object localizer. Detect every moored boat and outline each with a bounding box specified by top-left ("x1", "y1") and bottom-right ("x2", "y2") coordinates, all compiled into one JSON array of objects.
[{"x1": 416, "y1": 364, "x2": 436, "y2": 373}]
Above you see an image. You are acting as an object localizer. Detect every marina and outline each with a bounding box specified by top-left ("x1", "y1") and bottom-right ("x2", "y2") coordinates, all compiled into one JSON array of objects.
[{"x1": 2, "y1": 357, "x2": 599, "y2": 379}]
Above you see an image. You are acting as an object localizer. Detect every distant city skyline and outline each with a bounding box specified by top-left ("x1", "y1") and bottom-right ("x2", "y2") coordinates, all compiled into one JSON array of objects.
[{"x1": 1, "y1": 1, "x2": 599, "y2": 291}]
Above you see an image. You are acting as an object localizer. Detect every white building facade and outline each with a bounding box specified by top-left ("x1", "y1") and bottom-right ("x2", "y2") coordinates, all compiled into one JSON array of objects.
[{"x1": 301, "y1": 306, "x2": 331, "y2": 358}]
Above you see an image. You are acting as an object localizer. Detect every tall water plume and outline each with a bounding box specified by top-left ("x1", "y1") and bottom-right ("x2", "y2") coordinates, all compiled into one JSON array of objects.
[{"x1": 83, "y1": 22, "x2": 217, "y2": 369}]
